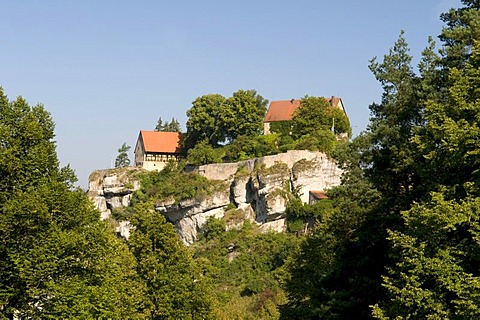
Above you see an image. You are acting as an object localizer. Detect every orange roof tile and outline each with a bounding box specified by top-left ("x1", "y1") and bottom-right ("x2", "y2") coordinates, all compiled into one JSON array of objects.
[
  {"x1": 138, "y1": 130, "x2": 181, "y2": 153},
  {"x1": 264, "y1": 96, "x2": 344, "y2": 123},
  {"x1": 309, "y1": 190, "x2": 328, "y2": 200},
  {"x1": 263, "y1": 99, "x2": 301, "y2": 122}
]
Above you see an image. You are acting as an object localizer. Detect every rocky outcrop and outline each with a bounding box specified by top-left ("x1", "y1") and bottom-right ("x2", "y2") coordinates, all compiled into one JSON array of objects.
[
  {"x1": 155, "y1": 190, "x2": 231, "y2": 244},
  {"x1": 88, "y1": 150, "x2": 343, "y2": 244},
  {"x1": 87, "y1": 167, "x2": 142, "y2": 237}
]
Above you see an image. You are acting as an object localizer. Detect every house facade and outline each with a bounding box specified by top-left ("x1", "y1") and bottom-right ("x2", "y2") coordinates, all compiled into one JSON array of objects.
[
  {"x1": 263, "y1": 96, "x2": 346, "y2": 134},
  {"x1": 134, "y1": 130, "x2": 184, "y2": 171}
]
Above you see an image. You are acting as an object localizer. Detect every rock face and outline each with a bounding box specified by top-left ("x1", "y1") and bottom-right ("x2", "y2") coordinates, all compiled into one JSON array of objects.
[
  {"x1": 87, "y1": 167, "x2": 142, "y2": 237},
  {"x1": 88, "y1": 150, "x2": 343, "y2": 244}
]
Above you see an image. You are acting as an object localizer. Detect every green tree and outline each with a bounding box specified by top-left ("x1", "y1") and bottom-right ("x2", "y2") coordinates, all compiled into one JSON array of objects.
[
  {"x1": 291, "y1": 96, "x2": 351, "y2": 139},
  {"x1": 223, "y1": 134, "x2": 279, "y2": 162},
  {"x1": 166, "y1": 117, "x2": 181, "y2": 132},
  {"x1": 218, "y1": 89, "x2": 268, "y2": 143},
  {"x1": 155, "y1": 116, "x2": 164, "y2": 131},
  {"x1": 281, "y1": 139, "x2": 382, "y2": 318},
  {"x1": 115, "y1": 142, "x2": 131, "y2": 168},
  {"x1": 182, "y1": 90, "x2": 267, "y2": 150},
  {"x1": 372, "y1": 194, "x2": 480, "y2": 319},
  {"x1": 439, "y1": 0, "x2": 480, "y2": 70},
  {"x1": 0, "y1": 89, "x2": 59, "y2": 202},
  {"x1": 128, "y1": 202, "x2": 213, "y2": 319},
  {"x1": 281, "y1": 32, "x2": 428, "y2": 319},
  {"x1": 0, "y1": 89, "x2": 146, "y2": 318},
  {"x1": 183, "y1": 94, "x2": 226, "y2": 149},
  {"x1": 373, "y1": 38, "x2": 480, "y2": 318},
  {"x1": 186, "y1": 139, "x2": 223, "y2": 165},
  {"x1": 155, "y1": 117, "x2": 181, "y2": 132}
]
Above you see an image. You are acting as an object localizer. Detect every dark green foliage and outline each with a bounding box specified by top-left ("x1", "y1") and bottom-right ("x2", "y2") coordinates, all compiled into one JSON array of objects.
[
  {"x1": 373, "y1": 23, "x2": 480, "y2": 318},
  {"x1": 0, "y1": 88, "x2": 146, "y2": 318},
  {"x1": 186, "y1": 139, "x2": 223, "y2": 165},
  {"x1": 282, "y1": 2, "x2": 480, "y2": 319},
  {"x1": 202, "y1": 217, "x2": 226, "y2": 241},
  {"x1": 115, "y1": 142, "x2": 131, "y2": 168},
  {"x1": 281, "y1": 170, "x2": 382, "y2": 319},
  {"x1": 219, "y1": 89, "x2": 269, "y2": 143},
  {"x1": 128, "y1": 202, "x2": 213, "y2": 319},
  {"x1": 192, "y1": 221, "x2": 300, "y2": 318},
  {"x1": 291, "y1": 96, "x2": 351, "y2": 139},
  {"x1": 155, "y1": 116, "x2": 181, "y2": 132},
  {"x1": 372, "y1": 194, "x2": 480, "y2": 319},
  {"x1": 0, "y1": 90, "x2": 59, "y2": 202},
  {"x1": 285, "y1": 198, "x2": 333, "y2": 233},
  {"x1": 280, "y1": 231, "x2": 338, "y2": 319},
  {"x1": 269, "y1": 120, "x2": 293, "y2": 136},
  {"x1": 183, "y1": 90, "x2": 268, "y2": 150},
  {"x1": 111, "y1": 205, "x2": 135, "y2": 221},
  {"x1": 439, "y1": 0, "x2": 480, "y2": 70},
  {"x1": 0, "y1": 183, "x2": 147, "y2": 319},
  {"x1": 415, "y1": 42, "x2": 480, "y2": 197},
  {"x1": 292, "y1": 131, "x2": 336, "y2": 154},
  {"x1": 183, "y1": 93, "x2": 226, "y2": 149},
  {"x1": 223, "y1": 134, "x2": 280, "y2": 162}
]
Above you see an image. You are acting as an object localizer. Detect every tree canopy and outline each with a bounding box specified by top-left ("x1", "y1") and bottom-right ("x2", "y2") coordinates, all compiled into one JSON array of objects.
[
  {"x1": 182, "y1": 90, "x2": 267, "y2": 149},
  {"x1": 0, "y1": 89, "x2": 146, "y2": 318},
  {"x1": 281, "y1": 1, "x2": 480, "y2": 319}
]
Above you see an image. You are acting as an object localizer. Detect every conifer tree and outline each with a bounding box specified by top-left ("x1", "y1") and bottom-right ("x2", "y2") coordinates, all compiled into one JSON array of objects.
[
  {"x1": 373, "y1": 38, "x2": 480, "y2": 319},
  {"x1": 155, "y1": 116, "x2": 164, "y2": 131},
  {"x1": 115, "y1": 142, "x2": 131, "y2": 168}
]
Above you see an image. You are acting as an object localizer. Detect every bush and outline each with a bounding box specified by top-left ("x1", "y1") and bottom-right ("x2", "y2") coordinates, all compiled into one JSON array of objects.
[
  {"x1": 202, "y1": 216, "x2": 226, "y2": 240},
  {"x1": 133, "y1": 161, "x2": 225, "y2": 205},
  {"x1": 186, "y1": 140, "x2": 223, "y2": 165}
]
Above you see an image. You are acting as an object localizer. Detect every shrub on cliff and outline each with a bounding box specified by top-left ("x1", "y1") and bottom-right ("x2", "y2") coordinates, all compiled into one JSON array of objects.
[{"x1": 133, "y1": 161, "x2": 225, "y2": 205}]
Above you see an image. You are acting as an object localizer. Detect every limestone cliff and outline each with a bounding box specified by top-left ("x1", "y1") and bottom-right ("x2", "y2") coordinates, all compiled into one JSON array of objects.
[
  {"x1": 87, "y1": 167, "x2": 143, "y2": 238},
  {"x1": 88, "y1": 150, "x2": 343, "y2": 244}
]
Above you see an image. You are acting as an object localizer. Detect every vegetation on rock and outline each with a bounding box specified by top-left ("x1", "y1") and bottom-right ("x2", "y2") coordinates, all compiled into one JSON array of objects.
[{"x1": 132, "y1": 161, "x2": 226, "y2": 205}]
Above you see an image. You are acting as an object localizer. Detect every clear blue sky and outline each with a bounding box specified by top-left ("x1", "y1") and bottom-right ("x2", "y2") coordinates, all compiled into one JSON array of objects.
[{"x1": 1, "y1": 0, "x2": 461, "y2": 188}]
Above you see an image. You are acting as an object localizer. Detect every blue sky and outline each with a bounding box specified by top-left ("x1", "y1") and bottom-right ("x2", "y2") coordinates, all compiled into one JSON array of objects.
[{"x1": 1, "y1": 0, "x2": 461, "y2": 188}]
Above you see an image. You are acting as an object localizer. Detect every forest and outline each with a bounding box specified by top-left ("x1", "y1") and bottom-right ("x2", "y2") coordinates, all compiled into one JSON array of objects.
[{"x1": 1, "y1": 1, "x2": 480, "y2": 319}]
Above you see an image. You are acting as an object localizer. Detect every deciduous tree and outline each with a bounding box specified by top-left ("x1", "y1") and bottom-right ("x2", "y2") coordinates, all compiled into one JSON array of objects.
[
  {"x1": 183, "y1": 94, "x2": 226, "y2": 149},
  {"x1": 218, "y1": 89, "x2": 268, "y2": 143},
  {"x1": 128, "y1": 202, "x2": 213, "y2": 319},
  {"x1": 0, "y1": 88, "x2": 146, "y2": 318}
]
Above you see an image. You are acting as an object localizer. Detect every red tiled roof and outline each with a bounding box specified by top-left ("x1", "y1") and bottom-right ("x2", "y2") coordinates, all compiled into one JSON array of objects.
[
  {"x1": 264, "y1": 96, "x2": 344, "y2": 123},
  {"x1": 263, "y1": 99, "x2": 301, "y2": 122},
  {"x1": 309, "y1": 190, "x2": 328, "y2": 200},
  {"x1": 138, "y1": 130, "x2": 181, "y2": 153}
]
